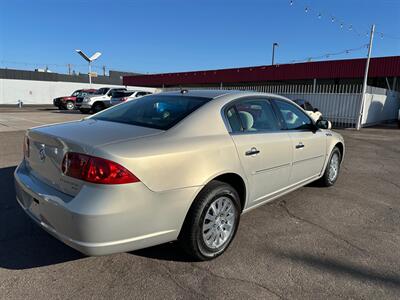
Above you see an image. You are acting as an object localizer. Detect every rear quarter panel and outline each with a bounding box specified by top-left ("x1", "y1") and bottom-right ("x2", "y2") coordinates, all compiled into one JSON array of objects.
[{"x1": 100, "y1": 133, "x2": 245, "y2": 193}]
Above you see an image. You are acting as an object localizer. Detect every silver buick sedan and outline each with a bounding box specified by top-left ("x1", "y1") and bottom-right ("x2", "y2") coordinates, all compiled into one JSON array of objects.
[{"x1": 14, "y1": 90, "x2": 344, "y2": 260}]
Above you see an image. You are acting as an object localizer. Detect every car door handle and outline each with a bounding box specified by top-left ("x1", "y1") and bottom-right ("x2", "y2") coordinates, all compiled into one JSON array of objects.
[
  {"x1": 295, "y1": 143, "x2": 304, "y2": 149},
  {"x1": 245, "y1": 147, "x2": 260, "y2": 156}
]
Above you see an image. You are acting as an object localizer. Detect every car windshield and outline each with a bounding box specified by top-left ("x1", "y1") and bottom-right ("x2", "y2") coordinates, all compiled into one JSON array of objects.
[
  {"x1": 71, "y1": 90, "x2": 81, "y2": 97},
  {"x1": 92, "y1": 95, "x2": 211, "y2": 130}
]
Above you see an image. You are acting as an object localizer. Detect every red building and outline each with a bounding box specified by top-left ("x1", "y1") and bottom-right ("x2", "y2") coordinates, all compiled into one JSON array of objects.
[{"x1": 123, "y1": 56, "x2": 400, "y2": 91}]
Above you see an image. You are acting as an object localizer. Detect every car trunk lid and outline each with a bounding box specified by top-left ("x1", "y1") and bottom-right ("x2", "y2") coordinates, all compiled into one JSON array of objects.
[{"x1": 26, "y1": 119, "x2": 162, "y2": 196}]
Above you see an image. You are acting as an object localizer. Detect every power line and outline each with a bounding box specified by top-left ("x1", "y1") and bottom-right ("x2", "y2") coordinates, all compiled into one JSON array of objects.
[
  {"x1": 288, "y1": 0, "x2": 400, "y2": 41},
  {"x1": 287, "y1": 43, "x2": 369, "y2": 64},
  {"x1": 0, "y1": 60, "x2": 110, "y2": 73}
]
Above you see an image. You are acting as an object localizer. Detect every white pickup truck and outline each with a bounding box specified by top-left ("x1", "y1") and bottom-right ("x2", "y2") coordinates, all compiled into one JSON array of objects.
[{"x1": 76, "y1": 87, "x2": 126, "y2": 114}]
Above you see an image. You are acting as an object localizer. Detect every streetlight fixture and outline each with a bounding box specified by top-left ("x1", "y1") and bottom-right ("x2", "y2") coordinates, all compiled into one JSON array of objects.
[
  {"x1": 75, "y1": 49, "x2": 102, "y2": 87},
  {"x1": 272, "y1": 42, "x2": 279, "y2": 65}
]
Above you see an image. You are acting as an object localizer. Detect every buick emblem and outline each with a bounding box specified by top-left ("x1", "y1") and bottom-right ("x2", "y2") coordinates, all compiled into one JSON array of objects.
[{"x1": 39, "y1": 147, "x2": 46, "y2": 162}]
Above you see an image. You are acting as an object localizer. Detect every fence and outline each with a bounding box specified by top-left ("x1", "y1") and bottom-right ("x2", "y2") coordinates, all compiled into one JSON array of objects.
[
  {"x1": 164, "y1": 83, "x2": 400, "y2": 128},
  {"x1": 164, "y1": 83, "x2": 364, "y2": 128}
]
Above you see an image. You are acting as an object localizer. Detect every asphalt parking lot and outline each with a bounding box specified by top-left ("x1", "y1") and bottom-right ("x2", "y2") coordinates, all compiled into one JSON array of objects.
[{"x1": 1, "y1": 107, "x2": 400, "y2": 299}]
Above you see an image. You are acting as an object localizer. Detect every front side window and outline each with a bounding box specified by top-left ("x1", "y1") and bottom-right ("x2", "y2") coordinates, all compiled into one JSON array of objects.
[
  {"x1": 275, "y1": 100, "x2": 313, "y2": 130},
  {"x1": 97, "y1": 88, "x2": 109, "y2": 95},
  {"x1": 112, "y1": 91, "x2": 133, "y2": 98},
  {"x1": 92, "y1": 95, "x2": 211, "y2": 130},
  {"x1": 226, "y1": 98, "x2": 280, "y2": 132}
]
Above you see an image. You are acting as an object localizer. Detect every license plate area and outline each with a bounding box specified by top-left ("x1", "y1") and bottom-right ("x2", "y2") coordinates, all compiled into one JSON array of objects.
[
  {"x1": 29, "y1": 198, "x2": 41, "y2": 219},
  {"x1": 17, "y1": 188, "x2": 42, "y2": 220}
]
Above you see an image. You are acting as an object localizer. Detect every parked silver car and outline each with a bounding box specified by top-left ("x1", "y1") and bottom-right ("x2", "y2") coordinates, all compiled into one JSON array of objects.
[{"x1": 14, "y1": 90, "x2": 344, "y2": 260}]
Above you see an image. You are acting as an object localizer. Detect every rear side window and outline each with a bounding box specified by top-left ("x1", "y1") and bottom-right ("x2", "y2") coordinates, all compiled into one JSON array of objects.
[
  {"x1": 92, "y1": 95, "x2": 211, "y2": 130},
  {"x1": 226, "y1": 98, "x2": 280, "y2": 132}
]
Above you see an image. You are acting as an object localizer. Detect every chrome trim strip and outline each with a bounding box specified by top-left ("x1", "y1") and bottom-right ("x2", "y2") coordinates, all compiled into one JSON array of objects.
[
  {"x1": 254, "y1": 162, "x2": 291, "y2": 174},
  {"x1": 293, "y1": 154, "x2": 324, "y2": 165}
]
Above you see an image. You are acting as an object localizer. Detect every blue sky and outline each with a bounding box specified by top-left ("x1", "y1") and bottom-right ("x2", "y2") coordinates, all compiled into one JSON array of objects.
[{"x1": 0, "y1": 0, "x2": 399, "y2": 74}]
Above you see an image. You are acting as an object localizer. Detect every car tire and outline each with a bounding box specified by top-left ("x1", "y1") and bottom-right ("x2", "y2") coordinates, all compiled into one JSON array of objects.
[
  {"x1": 179, "y1": 180, "x2": 241, "y2": 261},
  {"x1": 318, "y1": 146, "x2": 342, "y2": 187},
  {"x1": 92, "y1": 103, "x2": 104, "y2": 114},
  {"x1": 79, "y1": 108, "x2": 90, "y2": 114},
  {"x1": 65, "y1": 101, "x2": 75, "y2": 111}
]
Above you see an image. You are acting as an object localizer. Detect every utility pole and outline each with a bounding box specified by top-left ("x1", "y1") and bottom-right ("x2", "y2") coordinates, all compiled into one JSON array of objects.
[
  {"x1": 357, "y1": 24, "x2": 375, "y2": 130},
  {"x1": 272, "y1": 42, "x2": 279, "y2": 65},
  {"x1": 68, "y1": 64, "x2": 71, "y2": 75}
]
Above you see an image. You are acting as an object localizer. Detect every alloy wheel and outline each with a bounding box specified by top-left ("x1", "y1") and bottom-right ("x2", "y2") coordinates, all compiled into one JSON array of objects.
[
  {"x1": 202, "y1": 196, "x2": 236, "y2": 249},
  {"x1": 66, "y1": 102, "x2": 74, "y2": 110},
  {"x1": 328, "y1": 152, "x2": 340, "y2": 182}
]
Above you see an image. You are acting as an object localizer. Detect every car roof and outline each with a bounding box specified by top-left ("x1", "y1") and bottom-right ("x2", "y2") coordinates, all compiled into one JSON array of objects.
[
  {"x1": 159, "y1": 89, "x2": 245, "y2": 99},
  {"x1": 158, "y1": 89, "x2": 294, "y2": 102}
]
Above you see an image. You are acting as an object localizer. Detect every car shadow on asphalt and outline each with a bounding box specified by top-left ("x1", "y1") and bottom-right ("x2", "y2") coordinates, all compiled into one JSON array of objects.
[
  {"x1": 132, "y1": 242, "x2": 197, "y2": 262},
  {"x1": 268, "y1": 247, "x2": 400, "y2": 288},
  {"x1": 0, "y1": 166, "x2": 84, "y2": 270},
  {"x1": 51, "y1": 110, "x2": 84, "y2": 115}
]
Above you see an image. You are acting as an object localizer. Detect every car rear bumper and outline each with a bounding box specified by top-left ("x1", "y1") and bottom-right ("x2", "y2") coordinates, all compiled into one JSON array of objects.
[{"x1": 14, "y1": 161, "x2": 199, "y2": 255}]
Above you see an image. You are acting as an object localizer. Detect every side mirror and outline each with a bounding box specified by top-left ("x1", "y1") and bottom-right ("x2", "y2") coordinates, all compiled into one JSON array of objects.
[{"x1": 316, "y1": 119, "x2": 332, "y2": 130}]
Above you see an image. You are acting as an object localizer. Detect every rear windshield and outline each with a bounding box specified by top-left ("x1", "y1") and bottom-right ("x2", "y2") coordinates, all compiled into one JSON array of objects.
[{"x1": 92, "y1": 95, "x2": 211, "y2": 130}]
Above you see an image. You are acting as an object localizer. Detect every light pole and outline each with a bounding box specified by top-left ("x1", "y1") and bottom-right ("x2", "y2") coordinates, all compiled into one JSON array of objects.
[
  {"x1": 272, "y1": 42, "x2": 279, "y2": 65},
  {"x1": 75, "y1": 50, "x2": 102, "y2": 87}
]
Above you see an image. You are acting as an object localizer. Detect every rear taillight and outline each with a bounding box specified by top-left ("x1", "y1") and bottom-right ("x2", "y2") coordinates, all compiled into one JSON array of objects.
[
  {"x1": 23, "y1": 136, "x2": 30, "y2": 158},
  {"x1": 61, "y1": 152, "x2": 139, "y2": 184},
  {"x1": 121, "y1": 97, "x2": 128, "y2": 102}
]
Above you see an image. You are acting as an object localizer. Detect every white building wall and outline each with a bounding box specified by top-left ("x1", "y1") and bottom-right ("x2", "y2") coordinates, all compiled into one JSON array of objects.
[
  {"x1": 361, "y1": 91, "x2": 400, "y2": 126},
  {"x1": 0, "y1": 79, "x2": 157, "y2": 105}
]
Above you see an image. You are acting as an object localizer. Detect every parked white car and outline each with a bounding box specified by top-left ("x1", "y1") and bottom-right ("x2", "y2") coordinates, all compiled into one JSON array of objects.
[
  {"x1": 110, "y1": 90, "x2": 153, "y2": 106},
  {"x1": 293, "y1": 99, "x2": 323, "y2": 122},
  {"x1": 76, "y1": 87, "x2": 127, "y2": 113}
]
